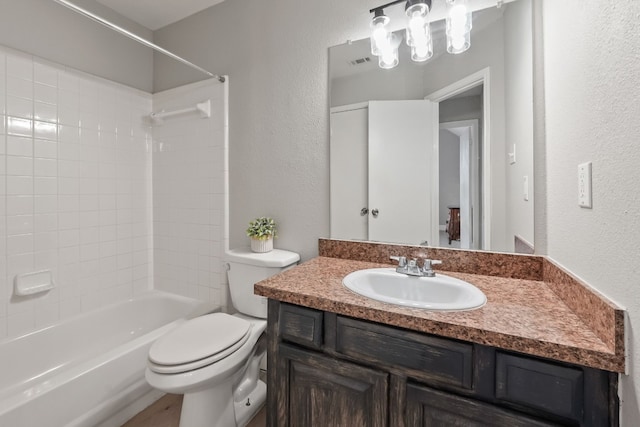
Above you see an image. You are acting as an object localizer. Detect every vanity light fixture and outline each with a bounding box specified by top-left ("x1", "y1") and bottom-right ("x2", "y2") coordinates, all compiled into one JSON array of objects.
[{"x1": 369, "y1": 0, "x2": 472, "y2": 69}]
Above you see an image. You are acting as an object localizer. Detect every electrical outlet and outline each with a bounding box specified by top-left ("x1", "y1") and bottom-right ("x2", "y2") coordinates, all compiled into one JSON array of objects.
[{"x1": 578, "y1": 162, "x2": 592, "y2": 208}]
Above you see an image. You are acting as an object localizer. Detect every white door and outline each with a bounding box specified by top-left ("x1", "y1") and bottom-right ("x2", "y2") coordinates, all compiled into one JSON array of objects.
[
  {"x1": 330, "y1": 105, "x2": 368, "y2": 240},
  {"x1": 368, "y1": 100, "x2": 435, "y2": 245}
]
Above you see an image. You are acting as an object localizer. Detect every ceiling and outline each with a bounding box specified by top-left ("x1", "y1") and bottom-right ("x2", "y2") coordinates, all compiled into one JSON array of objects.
[{"x1": 96, "y1": 0, "x2": 226, "y2": 30}]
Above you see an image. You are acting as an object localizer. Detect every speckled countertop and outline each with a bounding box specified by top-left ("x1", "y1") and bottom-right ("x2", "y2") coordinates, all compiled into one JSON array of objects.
[{"x1": 255, "y1": 246, "x2": 625, "y2": 373}]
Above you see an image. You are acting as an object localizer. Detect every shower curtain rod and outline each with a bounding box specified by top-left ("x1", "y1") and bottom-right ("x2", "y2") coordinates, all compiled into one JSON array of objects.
[{"x1": 51, "y1": 0, "x2": 225, "y2": 83}]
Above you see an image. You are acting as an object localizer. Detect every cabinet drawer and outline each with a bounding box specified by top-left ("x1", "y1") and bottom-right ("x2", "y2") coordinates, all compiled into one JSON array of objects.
[
  {"x1": 278, "y1": 303, "x2": 323, "y2": 349},
  {"x1": 406, "y1": 383, "x2": 557, "y2": 426},
  {"x1": 335, "y1": 316, "x2": 473, "y2": 389},
  {"x1": 496, "y1": 352, "x2": 584, "y2": 423}
]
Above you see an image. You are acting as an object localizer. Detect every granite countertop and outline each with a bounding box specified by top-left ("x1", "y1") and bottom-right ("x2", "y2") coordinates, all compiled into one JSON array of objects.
[{"x1": 255, "y1": 256, "x2": 624, "y2": 373}]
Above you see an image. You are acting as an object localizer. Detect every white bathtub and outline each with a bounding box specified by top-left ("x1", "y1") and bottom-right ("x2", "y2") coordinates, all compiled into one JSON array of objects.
[{"x1": 0, "y1": 291, "x2": 216, "y2": 427}]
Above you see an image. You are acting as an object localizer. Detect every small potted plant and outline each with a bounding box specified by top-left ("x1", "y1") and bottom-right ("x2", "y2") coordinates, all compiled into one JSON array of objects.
[{"x1": 246, "y1": 217, "x2": 277, "y2": 253}]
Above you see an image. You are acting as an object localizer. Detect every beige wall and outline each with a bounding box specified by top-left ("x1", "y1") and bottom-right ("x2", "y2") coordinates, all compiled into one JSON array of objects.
[
  {"x1": 156, "y1": 2, "x2": 640, "y2": 420},
  {"x1": 0, "y1": 0, "x2": 153, "y2": 91},
  {"x1": 504, "y1": 0, "x2": 534, "y2": 249},
  {"x1": 154, "y1": 0, "x2": 383, "y2": 260},
  {"x1": 542, "y1": 0, "x2": 640, "y2": 423},
  {"x1": 152, "y1": 0, "x2": 516, "y2": 257}
]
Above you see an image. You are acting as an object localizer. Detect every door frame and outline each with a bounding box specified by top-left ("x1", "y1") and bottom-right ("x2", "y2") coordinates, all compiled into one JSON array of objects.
[{"x1": 425, "y1": 67, "x2": 491, "y2": 250}]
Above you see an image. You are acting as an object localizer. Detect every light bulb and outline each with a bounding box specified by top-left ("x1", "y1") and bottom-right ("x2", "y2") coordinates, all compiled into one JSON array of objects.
[
  {"x1": 446, "y1": 0, "x2": 472, "y2": 54},
  {"x1": 407, "y1": 12, "x2": 426, "y2": 46},
  {"x1": 450, "y1": 5, "x2": 468, "y2": 25},
  {"x1": 405, "y1": 2, "x2": 429, "y2": 47},
  {"x1": 411, "y1": 30, "x2": 433, "y2": 62},
  {"x1": 370, "y1": 14, "x2": 390, "y2": 56},
  {"x1": 378, "y1": 46, "x2": 399, "y2": 69},
  {"x1": 452, "y1": 36, "x2": 465, "y2": 50}
]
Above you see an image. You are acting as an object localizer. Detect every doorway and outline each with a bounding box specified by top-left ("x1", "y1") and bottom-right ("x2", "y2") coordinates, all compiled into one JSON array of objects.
[
  {"x1": 426, "y1": 68, "x2": 490, "y2": 250},
  {"x1": 439, "y1": 120, "x2": 480, "y2": 250}
]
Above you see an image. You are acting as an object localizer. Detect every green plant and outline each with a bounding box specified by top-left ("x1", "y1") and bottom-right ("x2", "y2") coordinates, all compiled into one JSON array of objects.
[{"x1": 246, "y1": 217, "x2": 277, "y2": 240}]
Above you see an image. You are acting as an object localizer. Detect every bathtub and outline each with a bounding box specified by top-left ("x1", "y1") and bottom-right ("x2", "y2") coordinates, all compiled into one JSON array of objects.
[{"x1": 0, "y1": 291, "x2": 216, "y2": 427}]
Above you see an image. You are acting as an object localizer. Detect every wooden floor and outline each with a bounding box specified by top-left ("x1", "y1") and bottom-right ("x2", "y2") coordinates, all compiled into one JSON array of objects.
[{"x1": 121, "y1": 394, "x2": 266, "y2": 427}]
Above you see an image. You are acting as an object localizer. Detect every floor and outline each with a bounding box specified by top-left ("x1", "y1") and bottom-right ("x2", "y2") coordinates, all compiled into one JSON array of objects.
[
  {"x1": 121, "y1": 394, "x2": 266, "y2": 427},
  {"x1": 439, "y1": 230, "x2": 461, "y2": 249}
]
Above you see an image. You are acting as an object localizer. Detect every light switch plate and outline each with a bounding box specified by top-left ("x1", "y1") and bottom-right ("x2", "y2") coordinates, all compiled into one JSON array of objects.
[
  {"x1": 508, "y1": 144, "x2": 516, "y2": 164},
  {"x1": 578, "y1": 162, "x2": 592, "y2": 208}
]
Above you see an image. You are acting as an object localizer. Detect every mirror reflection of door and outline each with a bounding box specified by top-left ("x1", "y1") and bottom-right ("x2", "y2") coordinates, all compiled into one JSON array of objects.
[
  {"x1": 369, "y1": 100, "x2": 435, "y2": 245},
  {"x1": 330, "y1": 104, "x2": 368, "y2": 241},
  {"x1": 330, "y1": 100, "x2": 435, "y2": 246}
]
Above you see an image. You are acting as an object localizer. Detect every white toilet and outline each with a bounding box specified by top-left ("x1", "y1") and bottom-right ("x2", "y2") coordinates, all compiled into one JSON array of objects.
[{"x1": 145, "y1": 248, "x2": 300, "y2": 427}]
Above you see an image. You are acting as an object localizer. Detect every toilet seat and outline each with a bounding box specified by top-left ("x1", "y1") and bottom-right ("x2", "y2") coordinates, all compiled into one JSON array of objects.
[{"x1": 148, "y1": 313, "x2": 251, "y2": 374}]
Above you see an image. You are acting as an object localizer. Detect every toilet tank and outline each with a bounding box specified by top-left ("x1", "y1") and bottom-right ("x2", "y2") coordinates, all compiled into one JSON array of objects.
[{"x1": 225, "y1": 248, "x2": 300, "y2": 318}]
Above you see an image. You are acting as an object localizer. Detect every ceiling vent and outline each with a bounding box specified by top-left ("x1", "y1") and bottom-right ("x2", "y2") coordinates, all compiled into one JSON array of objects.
[{"x1": 349, "y1": 57, "x2": 372, "y2": 66}]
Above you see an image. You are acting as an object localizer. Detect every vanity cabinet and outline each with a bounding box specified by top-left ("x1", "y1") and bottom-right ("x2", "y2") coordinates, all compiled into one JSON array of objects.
[
  {"x1": 279, "y1": 345, "x2": 388, "y2": 427},
  {"x1": 267, "y1": 300, "x2": 618, "y2": 427}
]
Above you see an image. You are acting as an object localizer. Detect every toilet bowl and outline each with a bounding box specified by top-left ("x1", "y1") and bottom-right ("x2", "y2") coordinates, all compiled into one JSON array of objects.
[
  {"x1": 145, "y1": 248, "x2": 300, "y2": 427},
  {"x1": 146, "y1": 313, "x2": 267, "y2": 427}
]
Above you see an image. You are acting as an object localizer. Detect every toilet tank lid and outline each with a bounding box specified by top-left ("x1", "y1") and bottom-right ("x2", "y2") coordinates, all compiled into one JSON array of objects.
[{"x1": 225, "y1": 248, "x2": 300, "y2": 267}]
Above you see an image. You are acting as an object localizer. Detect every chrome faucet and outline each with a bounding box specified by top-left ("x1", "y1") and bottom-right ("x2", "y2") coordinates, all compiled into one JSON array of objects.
[
  {"x1": 421, "y1": 259, "x2": 443, "y2": 277},
  {"x1": 389, "y1": 256, "x2": 408, "y2": 274},
  {"x1": 390, "y1": 256, "x2": 442, "y2": 277}
]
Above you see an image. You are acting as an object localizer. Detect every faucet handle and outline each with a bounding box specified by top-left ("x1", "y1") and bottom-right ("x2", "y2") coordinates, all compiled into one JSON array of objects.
[
  {"x1": 421, "y1": 259, "x2": 442, "y2": 277},
  {"x1": 390, "y1": 256, "x2": 407, "y2": 267},
  {"x1": 422, "y1": 259, "x2": 442, "y2": 268}
]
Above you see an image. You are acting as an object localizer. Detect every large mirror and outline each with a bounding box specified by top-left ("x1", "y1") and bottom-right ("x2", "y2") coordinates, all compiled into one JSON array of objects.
[{"x1": 329, "y1": 0, "x2": 533, "y2": 253}]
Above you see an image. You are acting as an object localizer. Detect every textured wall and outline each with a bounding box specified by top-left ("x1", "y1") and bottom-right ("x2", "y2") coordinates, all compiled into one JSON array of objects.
[
  {"x1": 153, "y1": 0, "x2": 383, "y2": 261},
  {"x1": 0, "y1": 0, "x2": 154, "y2": 92},
  {"x1": 542, "y1": 0, "x2": 640, "y2": 422}
]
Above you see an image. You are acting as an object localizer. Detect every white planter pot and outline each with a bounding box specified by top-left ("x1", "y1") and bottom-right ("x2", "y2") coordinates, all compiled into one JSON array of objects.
[{"x1": 251, "y1": 238, "x2": 273, "y2": 253}]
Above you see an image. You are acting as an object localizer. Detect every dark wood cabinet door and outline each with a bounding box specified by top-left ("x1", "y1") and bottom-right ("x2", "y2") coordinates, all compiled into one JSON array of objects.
[
  {"x1": 280, "y1": 344, "x2": 388, "y2": 427},
  {"x1": 405, "y1": 383, "x2": 559, "y2": 427}
]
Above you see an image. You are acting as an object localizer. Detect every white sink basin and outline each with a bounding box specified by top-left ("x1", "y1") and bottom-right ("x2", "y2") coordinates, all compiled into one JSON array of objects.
[{"x1": 342, "y1": 268, "x2": 486, "y2": 311}]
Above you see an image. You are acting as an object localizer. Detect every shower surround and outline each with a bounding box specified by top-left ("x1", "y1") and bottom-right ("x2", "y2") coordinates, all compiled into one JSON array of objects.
[{"x1": 0, "y1": 44, "x2": 228, "y2": 341}]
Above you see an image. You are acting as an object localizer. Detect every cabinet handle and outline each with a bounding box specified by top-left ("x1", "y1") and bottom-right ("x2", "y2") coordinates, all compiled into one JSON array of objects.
[
  {"x1": 371, "y1": 209, "x2": 379, "y2": 218},
  {"x1": 360, "y1": 207, "x2": 369, "y2": 216}
]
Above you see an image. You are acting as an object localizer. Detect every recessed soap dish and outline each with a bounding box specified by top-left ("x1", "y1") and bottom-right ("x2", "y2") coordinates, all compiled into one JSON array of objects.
[{"x1": 14, "y1": 270, "x2": 55, "y2": 296}]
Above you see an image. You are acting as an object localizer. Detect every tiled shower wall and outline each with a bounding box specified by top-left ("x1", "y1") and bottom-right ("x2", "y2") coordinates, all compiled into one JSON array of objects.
[
  {"x1": 0, "y1": 46, "x2": 154, "y2": 340},
  {"x1": 152, "y1": 79, "x2": 229, "y2": 310}
]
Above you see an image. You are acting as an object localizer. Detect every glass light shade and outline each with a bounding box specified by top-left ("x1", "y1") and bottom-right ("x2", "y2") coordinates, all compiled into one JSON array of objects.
[
  {"x1": 411, "y1": 34, "x2": 433, "y2": 62},
  {"x1": 447, "y1": 30, "x2": 471, "y2": 54},
  {"x1": 370, "y1": 14, "x2": 391, "y2": 56},
  {"x1": 405, "y1": 2, "x2": 429, "y2": 47},
  {"x1": 446, "y1": 0, "x2": 472, "y2": 54},
  {"x1": 378, "y1": 46, "x2": 399, "y2": 69},
  {"x1": 378, "y1": 32, "x2": 401, "y2": 69}
]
